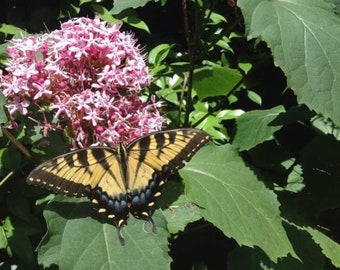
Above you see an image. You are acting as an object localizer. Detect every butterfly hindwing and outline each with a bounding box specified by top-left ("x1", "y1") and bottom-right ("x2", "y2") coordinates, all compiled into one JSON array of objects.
[{"x1": 126, "y1": 158, "x2": 165, "y2": 223}]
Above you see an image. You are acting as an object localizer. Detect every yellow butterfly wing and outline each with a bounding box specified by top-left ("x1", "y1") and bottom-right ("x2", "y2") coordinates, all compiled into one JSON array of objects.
[
  {"x1": 27, "y1": 147, "x2": 133, "y2": 243},
  {"x1": 125, "y1": 128, "x2": 210, "y2": 223},
  {"x1": 27, "y1": 147, "x2": 126, "y2": 197}
]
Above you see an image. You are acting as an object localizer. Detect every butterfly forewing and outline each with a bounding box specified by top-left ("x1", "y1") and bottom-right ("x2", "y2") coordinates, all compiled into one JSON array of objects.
[
  {"x1": 27, "y1": 147, "x2": 123, "y2": 197},
  {"x1": 127, "y1": 128, "x2": 210, "y2": 175}
]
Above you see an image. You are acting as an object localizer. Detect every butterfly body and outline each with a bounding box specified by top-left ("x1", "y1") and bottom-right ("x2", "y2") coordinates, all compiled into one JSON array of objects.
[{"x1": 27, "y1": 128, "x2": 210, "y2": 244}]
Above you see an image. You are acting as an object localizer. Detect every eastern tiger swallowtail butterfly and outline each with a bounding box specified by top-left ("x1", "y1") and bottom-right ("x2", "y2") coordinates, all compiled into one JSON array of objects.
[{"x1": 27, "y1": 128, "x2": 210, "y2": 244}]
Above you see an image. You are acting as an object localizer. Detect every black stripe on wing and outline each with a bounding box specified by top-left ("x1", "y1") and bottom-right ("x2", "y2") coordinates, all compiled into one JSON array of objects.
[
  {"x1": 27, "y1": 147, "x2": 119, "y2": 197},
  {"x1": 162, "y1": 129, "x2": 210, "y2": 174},
  {"x1": 127, "y1": 128, "x2": 210, "y2": 176}
]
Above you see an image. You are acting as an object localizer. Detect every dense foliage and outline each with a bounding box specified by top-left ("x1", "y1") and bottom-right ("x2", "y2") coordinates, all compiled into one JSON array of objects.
[{"x1": 1, "y1": 0, "x2": 340, "y2": 269}]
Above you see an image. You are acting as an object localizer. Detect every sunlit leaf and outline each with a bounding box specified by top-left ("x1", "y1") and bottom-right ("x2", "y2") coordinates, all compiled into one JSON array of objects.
[
  {"x1": 38, "y1": 197, "x2": 171, "y2": 270},
  {"x1": 111, "y1": 0, "x2": 156, "y2": 15},
  {"x1": 233, "y1": 106, "x2": 285, "y2": 151},
  {"x1": 193, "y1": 66, "x2": 242, "y2": 100},
  {"x1": 307, "y1": 226, "x2": 340, "y2": 268},
  {"x1": 181, "y1": 144, "x2": 295, "y2": 261},
  {"x1": 238, "y1": 0, "x2": 340, "y2": 126}
]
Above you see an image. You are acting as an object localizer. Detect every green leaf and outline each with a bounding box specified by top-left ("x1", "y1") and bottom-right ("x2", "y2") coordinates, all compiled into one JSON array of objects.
[
  {"x1": 180, "y1": 144, "x2": 295, "y2": 262},
  {"x1": 0, "y1": 147, "x2": 22, "y2": 174},
  {"x1": 26, "y1": 124, "x2": 43, "y2": 144},
  {"x1": 246, "y1": 140, "x2": 292, "y2": 184},
  {"x1": 282, "y1": 223, "x2": 325, "y2": 270},
  {"x1": 193, "y1": 66, "x2": 243, "y2": 100},
  {"x1": 229, "y1": 246, "x2": 302, "y2": 270},
  {"x1": 247, "y1": 90, "x2": 262, "y2": 106},
  {"x1": 239, "y1": 62, "x2": 252, "y2": 74},
  {"x1": 233, "y1": 105, "x2": 285, "y2": 151},
  {"x1": 113, "y1": 9, "x2": 150, "y2": 33},
  {"x1": 0, "y1": 24, "x2": 27, "y2": 36},
  {"x1": 8, "y1": 232, "x2": 35, "y2": 265},
  {"x1": 158, "y1": 182, "x2": 202, "y2": 234},
  {"x1": 111, "y1": 0, "x2": 156, "y2": 15},
  {"x1": 6, "y1": 217, "x2": 35, "y2": 266},
  {"x1": 311, "y1": 115, "x2": 340, "y2": 139},
  {"x1": 306, "y1": 226, "x2": 340, "y2": 268},
  {"x1": 31, "y1": 131, "x2": 66, "y2": 159},
  {"x1": 238, "y1": 0, "x2": 340, "y2": 126},
  {"x1": 58, "y1": 2, "x2": 80, "y2": 19},
  {"x1": 149, "y1": 44, "x2": 173, "y2": 66},
  {"x1": 335, "y1": 0, "x2": 340, "y2": 14},
  {"x1": 79, "y1": 0, "x2": 92, "y2": 4},
  {"x1": 209, "y1": 11, "x2": 227, "y2": 24},
  {"x1": 216, "y1": 109, "x2": 244, "y2": 120},
  {"x1": 0, "y1": 44, "x2": 8, "y2": 66},
  {"x1": 90, "y1": 4, "x2": 122, "y2": 24},
  {"x1": 156, "y1": 88, "x2": 179, "y2": 105},
  {"x1": 3, "y1": 217, "x2": 14, "y2": 237},
  {"x1": 38, "y1": 197, "x2": 171, "y2": 270},
  {"x1": 270, "y1": 105, "x2": 315, "y2": 126},
  {"x1": 284, "y1": 164, "x2": 305, "y2": 193},
  {"x1": 0, "y1": 226, "x2": 7, "y2": 249},
  {"x1": 0, "y1": 91, "x2": 8, "y2": 126}
]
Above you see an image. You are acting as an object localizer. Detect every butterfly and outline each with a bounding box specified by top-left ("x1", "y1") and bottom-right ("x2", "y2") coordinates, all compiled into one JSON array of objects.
[{"x1": 27, "y1": 128, "x2": 210, "y2": 244}]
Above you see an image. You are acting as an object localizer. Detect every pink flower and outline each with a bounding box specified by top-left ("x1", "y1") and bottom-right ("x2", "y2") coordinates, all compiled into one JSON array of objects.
[
  {"x1": 5, "y1": 96, "x2": 30, "y2": 115},
  {"x1": 0, "y1": 17, "x2": 163, "y2": 148}
]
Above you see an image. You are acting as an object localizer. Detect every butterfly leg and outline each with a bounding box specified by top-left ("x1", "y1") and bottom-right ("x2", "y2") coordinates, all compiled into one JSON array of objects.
[{"x1": 146, "y1": 216, "x2": 157, "y2": 234}]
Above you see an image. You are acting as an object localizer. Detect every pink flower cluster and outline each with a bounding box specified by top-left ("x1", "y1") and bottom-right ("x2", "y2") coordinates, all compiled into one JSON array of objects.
[{"x1": 0, "y1": 17, "x2": 163, "y2": 148}]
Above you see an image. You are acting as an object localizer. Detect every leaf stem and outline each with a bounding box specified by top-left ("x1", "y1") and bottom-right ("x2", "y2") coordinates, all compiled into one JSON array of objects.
[
  {"x1": 0, "y1": 171, "x2": 14, "y2": 187},
  {"x1": 1, "y1": 126, "x2": 33, "y2": 160}
]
